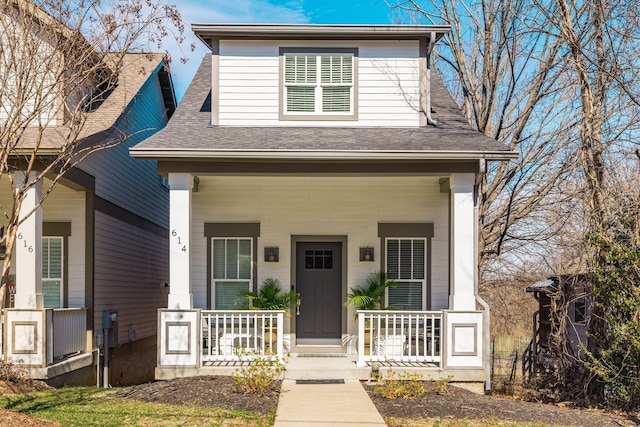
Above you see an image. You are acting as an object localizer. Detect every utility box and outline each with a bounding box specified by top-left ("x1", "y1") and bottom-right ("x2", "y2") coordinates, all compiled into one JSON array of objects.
[{"x1": 102, "y1": 310, "x2": 118, "y2": 348}]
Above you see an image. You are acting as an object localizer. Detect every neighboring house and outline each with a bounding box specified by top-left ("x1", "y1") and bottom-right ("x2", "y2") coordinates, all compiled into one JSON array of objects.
[
  {"x1": 524, "y1": 274, "x2": 591, "y2": 376},
  {"x1": 0, "y1": 3, "x2": 175, "y2": 386},
  {"x1": 131, "y1": 24, "x2": 516, "y2": 391}
]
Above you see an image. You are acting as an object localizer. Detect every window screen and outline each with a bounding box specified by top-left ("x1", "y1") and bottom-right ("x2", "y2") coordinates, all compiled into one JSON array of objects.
[
  {"x1": 386, "y1": 238, "x2": 426, "y2": 310},
  {"x1": 284, "y1": 52, "x2": 354, "y2": 115},
  {"x1": 212, "y1": 238, "x2": 252, "y2": 309},
  {"x1": 42, "y1": 236, "x2": 63, "y2": 308}
]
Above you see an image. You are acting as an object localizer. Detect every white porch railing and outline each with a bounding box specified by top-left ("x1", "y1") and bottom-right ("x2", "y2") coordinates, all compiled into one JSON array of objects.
[
  {"x1": 51, "y1": 308, "x2": 87, "y2": 360},
  {"x1": 357, "y1": 310, "x2": 442, "y2": 367},
  {"x1": 201, "y1": 310, "x2": 284, "y2": 363}
]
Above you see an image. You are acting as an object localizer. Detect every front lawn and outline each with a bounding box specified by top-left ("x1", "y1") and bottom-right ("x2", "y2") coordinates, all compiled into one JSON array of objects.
[{"x1": 0, "y1": 387, "x2": 272, "y2": 427}]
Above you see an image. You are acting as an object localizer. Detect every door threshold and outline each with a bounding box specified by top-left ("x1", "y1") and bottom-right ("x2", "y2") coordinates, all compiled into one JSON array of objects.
[
  {"x1": 296, "y1": 338, "x2": 342, "y2": 346},
  {"x1": 295, "y1": 353, "x2": 347, "y2": 358}
]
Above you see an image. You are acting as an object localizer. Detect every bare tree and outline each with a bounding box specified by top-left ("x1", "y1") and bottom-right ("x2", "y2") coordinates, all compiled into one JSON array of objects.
[
  {"x1": 534, "y1": 0, "x2": 640, "y2": 223},
  {"x1": 390, "y1": 0, "x2": 580, "y2": 276},
  {"x1": 0, "y1": 0, "x2": 186, "y2": 308},
  {"x1": 532, "y1": 0, "x2": 640, "y2": 407}
]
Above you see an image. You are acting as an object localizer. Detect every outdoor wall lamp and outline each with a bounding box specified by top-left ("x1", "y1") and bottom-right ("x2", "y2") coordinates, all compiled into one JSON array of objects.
[
  {"x1": 264, "y1": 247, "x2": 279, "y2": 262},
  {"x1": 360, "y1": 246, "x2": 374, "y2": 262}
]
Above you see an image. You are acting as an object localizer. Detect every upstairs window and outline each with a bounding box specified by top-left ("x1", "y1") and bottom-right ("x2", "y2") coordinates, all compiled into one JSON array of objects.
[{"x1": 280, "y1": 48, "x2": 358, "y2": 120}]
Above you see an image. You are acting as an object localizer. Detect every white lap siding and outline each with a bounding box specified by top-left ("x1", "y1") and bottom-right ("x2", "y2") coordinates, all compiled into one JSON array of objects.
[
  {"x1": 0, "y1": 181, "x2": 86, "y2": 308},
  {"x1": 39, "y1": 185, "x2": 86, "y2": 308},
  {"x1": 190, "y1": 176, "x2": 449, "y2": 318},
  {"x1": 218, "y1": 40, "x2": 420, "y2": 127}
]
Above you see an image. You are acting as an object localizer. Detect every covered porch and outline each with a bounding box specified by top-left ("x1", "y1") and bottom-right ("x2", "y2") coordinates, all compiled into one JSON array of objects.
[
  {"x1": 0, "y1": 172, "x2": 93, "y2": 380},
  {"x1": 156, "y1": 170, "x2": 490, "y2": 389},
  {"x1": 156, "y1": 308, "x2": 488, "y2": 387}
]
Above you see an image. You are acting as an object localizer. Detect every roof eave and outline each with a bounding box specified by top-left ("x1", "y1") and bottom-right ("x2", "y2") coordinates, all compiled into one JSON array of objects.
[
  {"x1": 191, "y1": 24, "x2": 451, "y2": 49},
  {"x1": 130, "y1": 148, "x2": 518, "y2": 161}
]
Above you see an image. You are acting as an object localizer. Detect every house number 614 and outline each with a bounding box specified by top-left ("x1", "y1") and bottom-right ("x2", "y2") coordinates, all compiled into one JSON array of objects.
[{"x1": 171, "y1": 229, "x2": 187, "y2": 253}]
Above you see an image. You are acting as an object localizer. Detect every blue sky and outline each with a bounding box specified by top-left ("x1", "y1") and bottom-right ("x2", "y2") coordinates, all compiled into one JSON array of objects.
[{"x1": 167, "y1": 0, "x2": 407, "y2": 99}]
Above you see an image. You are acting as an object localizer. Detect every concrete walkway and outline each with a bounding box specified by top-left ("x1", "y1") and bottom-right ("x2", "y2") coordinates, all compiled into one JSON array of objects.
[{"x1": 274, "y1": 379, "x2": 387, "y2": 426}]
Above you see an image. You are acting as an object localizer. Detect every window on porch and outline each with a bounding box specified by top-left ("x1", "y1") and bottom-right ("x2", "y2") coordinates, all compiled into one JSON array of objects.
[
  {"x1": 42, "y1": 236, "x2": 63, "y2": 308},
  {"x1": 212, "y1": 238, "x2": 252, "y2": 310},
  {"x1": 385, "y1": 238, "x2": 426, "y2": 310}
]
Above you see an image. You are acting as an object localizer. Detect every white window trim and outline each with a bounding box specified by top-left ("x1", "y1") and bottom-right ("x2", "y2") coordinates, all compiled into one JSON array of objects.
[
  {"x1": 211, "y1": 237, "x2": 253, "y2": 310},
  {"x1": 279, "y1": 47, "x2": 358, "y2": 121},
  {"x1": 384, "y1": 237, "x2": 427, "y2": 310}
]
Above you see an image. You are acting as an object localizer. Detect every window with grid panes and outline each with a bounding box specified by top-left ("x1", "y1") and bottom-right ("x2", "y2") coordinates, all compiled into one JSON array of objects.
[
  {"x1": 212, "y1": 238, "x2": 252, "y2": 310},
  {"x1": 284, "y1": 53, "x2": 354, "y2": 115},
  {"x1": 42, "y1": 236, "x2": 63, "y2": 308},
  {"x1": 385, "y1": 238, "x2": 426, "y2": 310}
]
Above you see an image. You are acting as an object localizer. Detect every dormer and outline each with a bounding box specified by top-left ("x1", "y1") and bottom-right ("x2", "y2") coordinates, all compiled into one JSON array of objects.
[{"x1": 191, "y1": 24, "x2": 449, "y2": 127}]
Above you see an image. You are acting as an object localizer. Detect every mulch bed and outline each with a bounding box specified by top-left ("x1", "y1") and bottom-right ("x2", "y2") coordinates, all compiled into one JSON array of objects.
[
  {"x1": 116, "y1": 375, "x2": 280, "y2": 417},
  {"x1": 365, "y1": 383, "x2": 639, "y2": 426},
  {"x1": 117, "y1": 376, "x2": 640, "y2": 426},
  {"x1": 1, "y1": 375, "x2": 638, "y2": 426}
]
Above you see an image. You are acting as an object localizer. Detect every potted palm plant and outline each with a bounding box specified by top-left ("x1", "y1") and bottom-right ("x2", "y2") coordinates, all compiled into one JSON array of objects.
[
  {"x1": 345, "y1": 271, "x2": 397, "y2": 354},
  {"x1": 239, "y1": 277, "x2": 299, "y2": 350},
  {"x1": 346, "y1": 270, "x2": 398, "y2": 312}
]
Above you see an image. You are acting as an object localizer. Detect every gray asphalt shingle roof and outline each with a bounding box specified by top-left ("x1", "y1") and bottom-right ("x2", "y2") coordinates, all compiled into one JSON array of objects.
[
  {"x1": 18, "y1": 53, "x2": 168, "y2": 151},
  {"x1": 132, "y1": 55, "x2": 514, "y2": 160}
]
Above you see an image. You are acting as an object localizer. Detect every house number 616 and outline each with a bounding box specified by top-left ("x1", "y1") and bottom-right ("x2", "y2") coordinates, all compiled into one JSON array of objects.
[
  {"x1": 17, "y1": 233, "x2": 33, "y2": 252},
  {"x1": 171, "y1": 229, "x2": 187, "y2": 253}
]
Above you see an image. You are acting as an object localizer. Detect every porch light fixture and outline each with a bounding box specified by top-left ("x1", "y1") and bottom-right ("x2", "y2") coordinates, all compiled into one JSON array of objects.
[
  {"x1": 360, "y1": 246, "x2": 374, "y2": 262},
  {"x1": 264, "y1": 247, "x2": 279, "y2": 262}
]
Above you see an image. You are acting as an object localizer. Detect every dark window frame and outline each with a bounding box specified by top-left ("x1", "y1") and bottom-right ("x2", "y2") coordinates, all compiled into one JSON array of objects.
[{"x1": 205, "y1": 222, "x2": 260, "y2": 310}]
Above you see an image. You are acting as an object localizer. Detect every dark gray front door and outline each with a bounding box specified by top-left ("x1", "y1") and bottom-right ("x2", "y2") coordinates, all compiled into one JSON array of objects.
[{"x1": 296, "y1": 242, "x2": 342, "y2": 340}]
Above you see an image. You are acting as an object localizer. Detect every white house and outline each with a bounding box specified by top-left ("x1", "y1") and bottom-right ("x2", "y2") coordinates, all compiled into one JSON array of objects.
[
  {"x1": 0, "y1": 1, "x2": 176, "y2": 386},
  {"x1": 131, "y1": 24, "x2": 516, "y2": 390}
]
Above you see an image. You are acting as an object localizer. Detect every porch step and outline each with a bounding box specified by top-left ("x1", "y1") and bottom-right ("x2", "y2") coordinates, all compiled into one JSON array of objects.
[
  {"x1": 296, "y1": 353, "x2": 346, "y2": 358},
  {"x1": 284, "y1": 354, "x2": 370, "y2": 381}
]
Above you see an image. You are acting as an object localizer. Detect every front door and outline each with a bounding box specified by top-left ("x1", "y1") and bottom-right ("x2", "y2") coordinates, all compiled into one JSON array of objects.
[{"x1": 296, "y1": 242, "x2": 342, "y2": 342}]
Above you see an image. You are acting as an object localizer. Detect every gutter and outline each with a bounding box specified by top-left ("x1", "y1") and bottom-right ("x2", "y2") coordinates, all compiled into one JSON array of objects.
[
  {"x1": 474, "y1": 159, "x2": 492, "y2": 394},
  {"x1": 129, "y1": 148, "x2": 519, "y2": 161},
  {"x1": 426, "y1": 31, "x2": 437, "y2": 126}
]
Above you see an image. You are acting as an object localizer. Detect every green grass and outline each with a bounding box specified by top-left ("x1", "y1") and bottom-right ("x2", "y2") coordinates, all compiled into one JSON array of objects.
[{"x1": 0, "y1": 387, "x2": 273, "y2": 426}]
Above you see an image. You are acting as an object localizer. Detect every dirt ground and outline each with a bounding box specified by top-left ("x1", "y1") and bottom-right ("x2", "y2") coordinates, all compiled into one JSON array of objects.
[{"x1": 1, "y1": 376, "x2": 639, "y2": 426}]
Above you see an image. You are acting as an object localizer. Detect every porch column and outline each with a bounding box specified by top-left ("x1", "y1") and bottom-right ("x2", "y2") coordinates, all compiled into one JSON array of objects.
[
  {"x1": 449, "y1": 174, "x2": 476, "y2": 311},
  {"x1": 14, "y1": 172, "x2": 43, "y2": 309},
  {"x1": 167, "y1": 173, "x2": 193, "y2": 309}
]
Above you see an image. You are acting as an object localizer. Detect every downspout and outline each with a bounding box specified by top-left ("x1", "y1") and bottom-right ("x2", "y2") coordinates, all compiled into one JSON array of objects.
[
  {"x1": 474, "y1": 159, "x2": 492, "y2": 394},
  {"x1": 426, "y1": 31, "x2": 437, "y2": 126}
]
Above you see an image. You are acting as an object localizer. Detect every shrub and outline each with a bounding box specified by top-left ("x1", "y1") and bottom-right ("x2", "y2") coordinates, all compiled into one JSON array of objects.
[
  {"x1": 0, "y1": 359, "x2": 28, "y2": 384},
  {"x1": 584, "y1": 201, "x2": 640, "y2": 411},
  {"x1": 374, "y1": 370, "x2": 426, "y2": 399},
  {"x1": 232, "y1": 353, "x2": 286, "y2": 396},
  {"x1": 431, "y1": 373, "x2": 454, "y2": 395}
]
